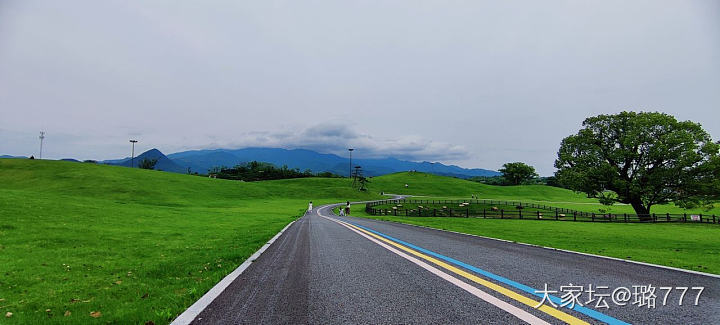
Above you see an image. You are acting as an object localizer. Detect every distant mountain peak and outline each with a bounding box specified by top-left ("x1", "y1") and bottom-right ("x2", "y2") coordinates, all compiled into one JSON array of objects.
[
  {"x1": 165, "y1": 147, "x2": 500, "y2": 178},
  {"x1": 99, "y1": 147, "x2": 498, "y2": 177},
  {"x1": 105, "y1": 148, "x2": 185, "y2": 172},
  {"x1": 136, "y1": 148, "x2": 166, "y2": 158}
]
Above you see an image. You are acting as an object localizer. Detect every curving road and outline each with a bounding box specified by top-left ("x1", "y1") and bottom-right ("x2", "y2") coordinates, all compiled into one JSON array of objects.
[{"x1": 187, "y1": 203, "x2": 719, "y2": 324}]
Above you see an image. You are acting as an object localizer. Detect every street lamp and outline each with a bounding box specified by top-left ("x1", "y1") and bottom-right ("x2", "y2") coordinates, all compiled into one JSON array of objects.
[
  {"x1": 39, "y1": 131, "x2": 45, "y2": 159},
  {"x1": 348, "y1": 148, "x2": 354, "y2": 178},
  {"x1": 129, "y1": 139, "x2": 138, "y2": 168}
]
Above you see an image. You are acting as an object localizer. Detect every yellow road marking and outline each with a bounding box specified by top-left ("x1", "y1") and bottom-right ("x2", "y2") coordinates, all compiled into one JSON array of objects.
[{"x1": 341, "y1": 220, "x2": 590, "y2": 325}]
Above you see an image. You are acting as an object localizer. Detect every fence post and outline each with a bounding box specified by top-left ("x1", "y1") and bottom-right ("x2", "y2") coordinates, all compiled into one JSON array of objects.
[
  {"x1": 466, "y1": 208, "x2": 469, "y2": 218},
  {"x1": 700, "y1": 214, "x2": 703, "y2": 223},
  {"x1": 433, "y1": 209, "x2": 436, "y2": 217},
  {"x1": 592, "y1": 213, "x2": 595, "y2": 222},
  {"x1": 555, "y1": 210, "x2": 558, "y2": 220},
  {"x1": 573, "y1": 211, "x2": 577, "y2": 221},
  {"x1": 537, "y1": 211, "x2": 540, "y2": 219},
  {"x1": 483, "y1": 209, "x2": 486, "y2": 218},
  {"x1": 501, "y1": 209, "x2": 504, "y2": 219},
  {"x1": 449, "y1": 209, "x2": 453, "y2": 218},
  {"x1": 684, "y1": 213, "x2": 687, "y2": 222},
  {"x1": 666, "y1": 213, "x2": 670, "y2": 222},
  {"x1": 405, "y1": 209, "x2": 408, "y2": 216},
  {"x1": 519, "y1": 209, "x2": 522, "y2": 219}
]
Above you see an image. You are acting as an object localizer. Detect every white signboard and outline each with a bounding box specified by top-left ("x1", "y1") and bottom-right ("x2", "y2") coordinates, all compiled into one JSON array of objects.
[{"x1": 690, "y1": 215, "x2": 701, "y2": 221}]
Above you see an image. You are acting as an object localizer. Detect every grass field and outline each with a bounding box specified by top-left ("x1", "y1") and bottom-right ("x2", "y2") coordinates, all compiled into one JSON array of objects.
[
  {"x1": 366, "y1": 172, "x2": 720, "y2": 215},
  {"x1": 2, "y1": 162, "x2": 718, "y2": 323},
  {"x1": 0, "y1": 159, "x2": 379, "y2": 324},
  {"x1": 350, "y1": 210, "x2": 720, "y2": 275},
  {"x1": 346, "y1": 172, "x2": 720, "y2": 275}
]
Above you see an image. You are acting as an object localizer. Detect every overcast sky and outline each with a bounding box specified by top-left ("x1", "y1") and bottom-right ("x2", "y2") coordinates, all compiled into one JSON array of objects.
[{"x1": 1, "y1": 0, "x2": 719, "y2": 175}]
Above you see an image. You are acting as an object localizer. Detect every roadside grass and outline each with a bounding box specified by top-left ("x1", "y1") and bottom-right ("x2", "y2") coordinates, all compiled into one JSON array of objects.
[
  {"x1": 354, "y1": 172, "x2": 719, "y2": 274},
  {"x1": 3, "y1": 162, "x2": 718, "y2": 324},
  {"x1": 347, "y1": 205, "x2": 720, "y2": 275},
  {"x1": 0, "y1": 159, "x2": 377, "y2": 324},
  {"x1": 366, "y1": 172, "x2": 720, "y2": 215}
]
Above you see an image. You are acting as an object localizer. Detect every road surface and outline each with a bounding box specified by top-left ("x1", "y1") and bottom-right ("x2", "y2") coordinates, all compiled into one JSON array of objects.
[{"x1": 189, "y1": 203, "x2": 719, "y2": 324}]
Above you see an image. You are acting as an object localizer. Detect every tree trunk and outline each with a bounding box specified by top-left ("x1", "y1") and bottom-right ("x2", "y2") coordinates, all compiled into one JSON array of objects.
[{"x1": 630, "y1": 201, "x2": 652, "y2": 221}]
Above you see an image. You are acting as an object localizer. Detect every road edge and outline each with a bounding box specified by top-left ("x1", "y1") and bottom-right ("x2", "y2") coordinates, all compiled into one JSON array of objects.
[
  {"x1": 348, "y1": 215, "x2": 720, "y2": 279},
  {"x1": 170, "y1": 219, "x2": 298, "y2": 325}
]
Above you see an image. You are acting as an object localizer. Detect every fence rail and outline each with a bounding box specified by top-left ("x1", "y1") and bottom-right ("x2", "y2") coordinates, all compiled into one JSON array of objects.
[{"x1": 365, "y1": 199, "x2": 720, "y2": 224}]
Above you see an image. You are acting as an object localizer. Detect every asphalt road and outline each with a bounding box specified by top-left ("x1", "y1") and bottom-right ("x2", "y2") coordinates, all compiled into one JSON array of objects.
[{"x1": 190, "y1": 203, "x2": 720, "y2": 324}]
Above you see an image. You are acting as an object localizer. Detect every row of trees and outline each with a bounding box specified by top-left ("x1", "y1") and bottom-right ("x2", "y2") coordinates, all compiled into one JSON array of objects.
[
  {"x1": 210, "y1": 161, "x2": 340, "y2": 181},
  {"x1": 469, "y1": 174, "x2": 559, "y2": 187},
  {"x1": 493, "y1": 112, "x2": 720, "y2": 217}
]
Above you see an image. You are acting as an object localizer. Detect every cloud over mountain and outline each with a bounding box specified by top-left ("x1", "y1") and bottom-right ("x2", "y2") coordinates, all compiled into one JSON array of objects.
[{"x1": 219, "y1": 123, "x2": 470, "y2": 162}]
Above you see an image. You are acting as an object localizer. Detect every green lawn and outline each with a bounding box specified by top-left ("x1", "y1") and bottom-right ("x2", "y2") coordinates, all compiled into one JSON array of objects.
[
  {"x1": 2, "y1": 163, "x2": 717, "y2": 323},
  {"x1": 366, "y1": 171, "x2": 720, "y2": 215},
  {"x1": 0, "y1": 159, "x2": 378, "y2": 324},
  {"x1": 347, "y1": 203, "x2": 720, "y2": 275},
  {"x1": 352, "y1": 172, "x2": 719, "y2": 274}
]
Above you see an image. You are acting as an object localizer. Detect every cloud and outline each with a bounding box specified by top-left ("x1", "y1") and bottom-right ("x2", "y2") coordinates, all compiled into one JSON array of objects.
[{"x1": 213, "y1": 123, "x2": 470, "y2": 162}]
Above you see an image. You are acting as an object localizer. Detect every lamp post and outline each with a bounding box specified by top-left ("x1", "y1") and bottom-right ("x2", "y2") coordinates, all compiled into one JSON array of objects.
[
  {"x1": 348, "y1": 148, "x2": 354, "y2": 178},
  {"x1": 39, "y1": 131, "x2": 45, "y2": 159},
  {"x1": 129, "y1": 139, "x2": 138, "y2": 168}
]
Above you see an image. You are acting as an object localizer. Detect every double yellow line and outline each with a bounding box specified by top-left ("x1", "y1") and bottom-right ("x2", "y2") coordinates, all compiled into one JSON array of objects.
[{"x1": 337, "y1": 218, "x2": 590, "y2": 325}]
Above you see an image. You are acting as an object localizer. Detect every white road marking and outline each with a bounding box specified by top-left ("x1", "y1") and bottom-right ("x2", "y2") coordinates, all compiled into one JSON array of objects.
[{"x1": 321, "y1": 213, "x2": 552, "y2": 325}]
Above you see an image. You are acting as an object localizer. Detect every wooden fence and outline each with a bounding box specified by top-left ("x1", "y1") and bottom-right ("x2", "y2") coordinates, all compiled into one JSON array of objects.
[{"x1": 365, "y1": 199, "x2": 720, "y2": 224}]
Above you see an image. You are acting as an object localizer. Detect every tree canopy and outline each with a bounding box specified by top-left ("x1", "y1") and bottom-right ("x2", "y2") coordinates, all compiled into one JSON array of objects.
[
  {"x1": 211, "y1": 161, "x2": 340, "y2": 181},
  {"x1": 555, "y1": 111, "x2": 720, "y2": 217},
  {"x1": 138, "y1": 158, "x2": 158, "y2": 170},
  {"x1": 498, "y1": 162, "x2": 538, "y2": 185}
]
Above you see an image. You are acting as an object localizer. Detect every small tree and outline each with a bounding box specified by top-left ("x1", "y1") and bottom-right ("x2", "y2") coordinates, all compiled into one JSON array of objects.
[
  {"x1": 499, "y1": 162, "x2": 538, "y2": 185},
  {"x1": 555, "y1": 111, "x2": 720, "y2": 217},
  {"x1": 357, "y1": 176, "x2": 370, "y2": 191},
  {"x1": 138, "y1": 158, "x2": 158, "y2": 170}
]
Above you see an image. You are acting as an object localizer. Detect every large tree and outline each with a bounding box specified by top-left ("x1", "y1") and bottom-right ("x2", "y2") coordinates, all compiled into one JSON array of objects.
[
  {"x1": 555, "y1": 111, "x2": 720, "y2": 217},
  {"x1": 499, "y1": 162, "x2": 538, "y2": 185}
]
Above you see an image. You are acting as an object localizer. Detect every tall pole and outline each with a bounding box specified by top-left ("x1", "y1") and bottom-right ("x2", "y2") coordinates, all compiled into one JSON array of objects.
[
  {"x1": 348, "y1": 148, "x2": 354, "y2": 178},
  {"x1": 129, "y1": 139, "x2": 138, "y2": 168},
  {"x1": 39, "y1": 131, "x2": 45, "y2": 159}
]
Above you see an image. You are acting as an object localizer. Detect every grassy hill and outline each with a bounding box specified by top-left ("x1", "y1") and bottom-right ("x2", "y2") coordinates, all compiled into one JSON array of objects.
[
  {"x1": 370, "y1": 172, "x2": 588, "y2": 200},
  {"x1": 354, "y1": 172, "x2": 720, "y2": 275},
  {"x1": 0, "y1": 159, "x2": 379, "y2": 324},
  {"x1": 368, "y1": 172, "x2": 720, "y2": 215},
  {"x1": 2, "y1": 162, "x2": 717, "y2": 323}
]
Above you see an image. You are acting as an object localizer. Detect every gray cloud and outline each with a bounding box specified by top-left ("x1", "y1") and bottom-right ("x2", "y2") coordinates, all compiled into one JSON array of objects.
[
  {"x1": 1, "y1": 0, "x2": 719, "y2": 175},
  {"x1": 220, "y1": 123, "x2": 471, "y2": 161}
]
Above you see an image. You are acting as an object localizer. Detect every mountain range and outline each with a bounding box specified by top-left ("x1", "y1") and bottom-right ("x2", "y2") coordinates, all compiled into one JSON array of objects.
[{"x1": 100, "y1": 147, "x2": 499, "y2": 178}]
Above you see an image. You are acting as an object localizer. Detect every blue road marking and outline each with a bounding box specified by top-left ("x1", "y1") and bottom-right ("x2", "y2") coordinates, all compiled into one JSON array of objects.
[{"x1": 347, "y1": 221, "x2": 630, "y2": 325}]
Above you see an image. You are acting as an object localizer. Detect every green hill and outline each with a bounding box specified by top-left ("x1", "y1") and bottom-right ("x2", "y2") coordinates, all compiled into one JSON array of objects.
[
  {"x1": 368, "y1": 172, "x2": 720, "y2": 215},
  {"x1": 1, "y1": 161, "x2": 716, "y2": 323},
  {"x1": 369, "y1": 171, "x2": 589, "y2": 201},
  {"x1": 0, "y1": 159, "x2": 378, "y2": 324}
]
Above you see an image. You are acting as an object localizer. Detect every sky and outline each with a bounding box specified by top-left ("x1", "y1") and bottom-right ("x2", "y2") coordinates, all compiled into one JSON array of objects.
[{"x1": 1, "y1": 0, "x2": 719, "y2": 175}]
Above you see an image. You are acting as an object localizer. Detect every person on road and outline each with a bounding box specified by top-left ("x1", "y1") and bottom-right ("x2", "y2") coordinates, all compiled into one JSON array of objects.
[
  {"x1": 345, "y1": 201, "x2": 351, "y2": 215},
  {"x1": 307, "y1": 201, "x2": 313, "y2": 214},
  {"x1": 338, "y1": 206, "x2": 345, "y2": 216}
]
